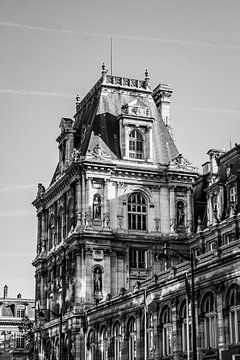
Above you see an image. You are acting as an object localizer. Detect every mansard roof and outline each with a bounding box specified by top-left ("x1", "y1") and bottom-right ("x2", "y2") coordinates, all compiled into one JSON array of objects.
[{"x1": 73, "y1": 72, "x2": 179, "y2": 164}]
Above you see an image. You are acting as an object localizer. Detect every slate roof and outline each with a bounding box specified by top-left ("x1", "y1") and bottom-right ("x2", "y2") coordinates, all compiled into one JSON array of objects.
[{"x1": 73, "y1": 74, "x2": 179, "y2": 165}]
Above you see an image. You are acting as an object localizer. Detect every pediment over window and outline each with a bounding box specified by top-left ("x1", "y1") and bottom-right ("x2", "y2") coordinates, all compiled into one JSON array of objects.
[{"x1": 121, "y1": 98, "x2": 150, "y2": 118}]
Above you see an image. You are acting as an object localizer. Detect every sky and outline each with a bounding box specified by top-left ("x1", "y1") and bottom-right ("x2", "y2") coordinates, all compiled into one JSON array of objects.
[{"x1": 1, "y1": 0, "x2": 240, "y2": 299}]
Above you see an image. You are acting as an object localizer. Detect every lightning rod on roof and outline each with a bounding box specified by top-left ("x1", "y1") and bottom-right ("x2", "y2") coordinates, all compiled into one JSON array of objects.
[{"x1": 110, "y1": 38, "x2": 113, "y2": 76}]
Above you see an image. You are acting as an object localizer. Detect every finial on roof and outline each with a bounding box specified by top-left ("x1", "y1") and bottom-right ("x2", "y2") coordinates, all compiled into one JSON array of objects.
[
  {"x1": 76, "y1": 94, "x2": 80, "y2": 103},
  {"x1": 144, "y1": 69, "x2": 150, "y2": 88},
  {"x1": 102, "y1": 62, "x2": 108, "y2": 76},
  {"x1": 76, "y1": 94, "x2": 81, "y2": 112}
]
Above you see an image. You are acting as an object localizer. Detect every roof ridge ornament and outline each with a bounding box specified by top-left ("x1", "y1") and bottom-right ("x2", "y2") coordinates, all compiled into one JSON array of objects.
[
  {"x1": 101, "y1": 62, "x2": 108, "y2": 77},
  {"x1": 144, "y1": 69, "x2": 150, "y2": 88}
]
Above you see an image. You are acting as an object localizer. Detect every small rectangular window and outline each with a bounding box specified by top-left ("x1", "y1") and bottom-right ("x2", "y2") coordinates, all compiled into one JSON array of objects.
[{"x1": 129, "y1": 248, "x2": 147, "y2": 269}]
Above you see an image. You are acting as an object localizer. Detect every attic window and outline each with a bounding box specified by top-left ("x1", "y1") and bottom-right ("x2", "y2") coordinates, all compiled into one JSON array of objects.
[{"x1": 129, "y1": 129, "x2": 143, "y2": 159}]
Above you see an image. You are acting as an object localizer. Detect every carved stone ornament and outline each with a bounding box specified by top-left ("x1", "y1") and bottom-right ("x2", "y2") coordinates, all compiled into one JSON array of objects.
[
  {"x1": 37, "y1": 183, "x2": 45, "y2": 197},
  {"x1": 121, "y1": 98, "x2": 150, "y2": 117},
  {"x1": 90, "y1": 144, "x2": 111, "y2": 160},
  {"x1": 169, "y1": 154, "x2": 198, "y2": 171},
  {"x1": 71, "y1": 148, "x2": 81, "y2": 163}
]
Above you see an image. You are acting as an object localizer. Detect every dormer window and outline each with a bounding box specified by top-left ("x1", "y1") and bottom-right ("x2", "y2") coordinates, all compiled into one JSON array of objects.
[{"x1": 129, "y1": 129, "x2": 143, "y2": 159}]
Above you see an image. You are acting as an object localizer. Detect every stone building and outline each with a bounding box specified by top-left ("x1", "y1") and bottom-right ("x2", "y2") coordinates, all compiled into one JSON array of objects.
[
  {"x1": 32, "y1": 66, "x2": 240, "y2": 360},
  {"x1": 0, "y1": 285, "x2": 34, "y2": 360}
]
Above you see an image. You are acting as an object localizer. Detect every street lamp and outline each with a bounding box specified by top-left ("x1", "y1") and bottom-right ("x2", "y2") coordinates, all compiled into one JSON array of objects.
[
  {"x1": 38, "y1": 308, "x2": 63, "y2": 360},
  {"x1": 155, "y1": 247, "x2": 197, "y2": 360}
]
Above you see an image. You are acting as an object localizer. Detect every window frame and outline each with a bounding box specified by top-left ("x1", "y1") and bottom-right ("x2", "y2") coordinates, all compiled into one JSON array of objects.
[
  {"x1": 129, "y1": 129, "x2": 144, "y2": 160},
  {"x1": 128, "y1": 193, "x2": 147, "y2": 231}
]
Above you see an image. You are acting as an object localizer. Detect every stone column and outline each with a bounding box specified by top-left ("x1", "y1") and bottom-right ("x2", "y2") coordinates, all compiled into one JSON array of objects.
[
  {"x1": 74, "y1": 249, "x2": 82, "y2": 309},
  {"x1": 103, "y1": 179, "x2": 110, "y2": 229},
  {"x1": 171, "y1": 299, "x2": 177, "y2": 360},
  {"x1": 85, "y1": 177, "x2": 92, "y2": 228},
  {"x1": 123, "y1": 124, "x2": 129, "y2": 159},
  {"x1": 75, "y1": 179, "x2": 82, "y2": 232},
  {"x1": 186, "y1": 188, "x2": 193, "y2": 235},
  {"x1": 147, "y1": 125, "x2": 153, "y2": 162},
  {"x1": 81, "y1": 172, "x2": 86, "y2": 227},
  {"x1": 169, "y1": 186, "x2": 176, "y2": 234},
  {"x1": 216, "y1": 283, "x2": 224, "y2": 355}
]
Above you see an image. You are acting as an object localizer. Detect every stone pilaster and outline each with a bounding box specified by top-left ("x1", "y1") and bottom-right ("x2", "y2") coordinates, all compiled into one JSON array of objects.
[{"x1": 169, "y1": 185, "x2": 176, "y2": 234}]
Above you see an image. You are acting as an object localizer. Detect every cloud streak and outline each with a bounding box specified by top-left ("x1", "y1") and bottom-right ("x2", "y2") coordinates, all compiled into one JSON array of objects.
[
  {"x1": 0, "y1": 253, "x2": 33, "y2": 257},
  {"x1": 0, "y1": 184, "x2": 36, "y2": 193},
  {"x1": 173, "y1": 105, "x2": 240, "y2": 115},
  {"x1": 0, "y1": 21, "x2": 240, "y2": 51},
  {"x1": 0, "y1": 88, "x2": 74, "y2": 98},
  {"x1": 0, "y1": 210, "x2": 33, "y2": 218}
]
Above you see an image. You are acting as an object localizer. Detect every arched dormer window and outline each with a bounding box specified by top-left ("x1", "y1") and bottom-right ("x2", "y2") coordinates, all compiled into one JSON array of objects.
[
  {"x1": 129, "y1": 129, "x2": 143, "y2": 159},
  {"x1": 128, "y1": 193, "x2": 147, "y2": 230}
]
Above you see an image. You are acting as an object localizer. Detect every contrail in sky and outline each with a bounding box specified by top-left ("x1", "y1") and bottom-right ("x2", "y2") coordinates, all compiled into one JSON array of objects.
[
  {"x1": 0, "y1": 88, "x2": 240, "y2": 115},
  {"x1": 173, "y1": 105, "x2": 240, "y2": 115},
  {"x1": 0, "y1": 21, "x2": 240, "y2": 50},
  {"x1": 0, "y1": 88, "x2": 73, "y2": 98},
  {"x1": 0, "y1": 184, "x2": 36, "y2": 193}
]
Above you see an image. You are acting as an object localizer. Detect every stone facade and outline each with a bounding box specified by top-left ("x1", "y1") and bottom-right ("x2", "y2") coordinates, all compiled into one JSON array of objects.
[
  {"x1": 32, "y1": 67, "x2": 240, "y2": 360},
  {"x1": 0, "y1": 285, "x2": 34, "y2": 360}
]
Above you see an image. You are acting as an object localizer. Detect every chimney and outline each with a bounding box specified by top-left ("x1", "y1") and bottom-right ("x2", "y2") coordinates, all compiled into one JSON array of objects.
[{"x1": 3, "y1": 285, "x2": 8, "y2": 299}]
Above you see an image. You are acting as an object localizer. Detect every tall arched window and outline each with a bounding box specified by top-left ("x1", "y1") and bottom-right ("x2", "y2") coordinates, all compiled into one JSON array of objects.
[
  {"x1": 99, "y1": 327, "x2": 108, "y2": 360},
  {"x1": 87, "y1": 330, "x2": 95, "y2": 360},
  {"x1": 129, "y1": 129, "x2": 144, "y2": 159},
  {"x1": 128, "y1": 193, "x2": 147, "y2": 230},
  {"x1": 201, "y1": 292, "x2": 217, "y2": 349},
  {"x1": 48, "y1": 215, "x2": 54, "y2": 250},
  {"x1": 113, "y1": 322, "x2": 121, "y2": 360},
  {"x1": 128, "y1": 317, "x2": 136, "y2": 360},
  {"x1": 227, "y1": 285, "x2": 240, "y2": 344},
  {"x1": 179, "y1": 301, "x2": 192, "y2": 354},
  {"x1": 160, "y1": 305, "x2": 172, "y2": 356}
]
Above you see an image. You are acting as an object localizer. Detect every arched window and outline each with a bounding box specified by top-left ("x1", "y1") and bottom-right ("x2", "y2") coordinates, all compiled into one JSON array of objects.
[
  {"x1": 48, "y1": 215, "x2": 54, "y2": 250},
  {"x1": 113, "y1": 322, "x2": 121, "y2": 360},
  {"x1": 128, "y1": 317, "x2": 136, "y2": 360},
  {"x1": 128, "y1": 193, "x2": 147, "y2": 230},
  {"x1": 179, "y1": 301, "x2": 192, "y2": 353},
  {"x1": 87, "y1": 330, "x2": 95, "y2": 360},
  {"x1": 160, "y1": 305, "x2": 172, "y2": 356},
  {"x1": 227, "y1": 285, "x2": 240, "y2": 344},
  {"x1": 99, "y1": 327, "x2": 108, "y2": 360},
  {"x1": 201, "y1": 292, "x2": 217, "y2": 349},
  {"x1": 129, "y1": 129, "x2": 144, "y2": 159}
]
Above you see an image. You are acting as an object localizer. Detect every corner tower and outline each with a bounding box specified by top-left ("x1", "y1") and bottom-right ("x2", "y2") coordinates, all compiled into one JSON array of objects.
[{"x1": 32, "y1": 66, "x2": 198, "y2": 359}]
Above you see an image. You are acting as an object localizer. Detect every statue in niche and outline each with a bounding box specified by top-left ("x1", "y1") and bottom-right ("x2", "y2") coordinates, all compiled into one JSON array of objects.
[
  {"x1": 177, "y1": 201, "x2": 185, "y2": 226},
  {"x1": 94, "y1": 268, "x2": 102, "y2": 293},
  {"x1": 93, "y1": 194, "x2": 102, "y2": 220}
]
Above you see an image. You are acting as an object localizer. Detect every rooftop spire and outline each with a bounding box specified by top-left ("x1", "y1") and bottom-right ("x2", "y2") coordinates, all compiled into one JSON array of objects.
[
  {"x1": 76, "y1": 94, "x2": 81, "y2": 112},
  {"x1": 144, "y1": 69, "x2": 150, "y2": 88},
  {"x1": 101, "y1": 62, "x2": 108, "y2": 77}
]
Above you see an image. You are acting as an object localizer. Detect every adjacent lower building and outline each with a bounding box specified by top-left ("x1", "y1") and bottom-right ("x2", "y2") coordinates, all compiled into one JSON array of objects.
[
  {"x1": 0, "y1": 285, "x2": 34, "y2": 360},
  {"x1": 32, "y1": 66, "x2": 240, "y2": 360}
]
